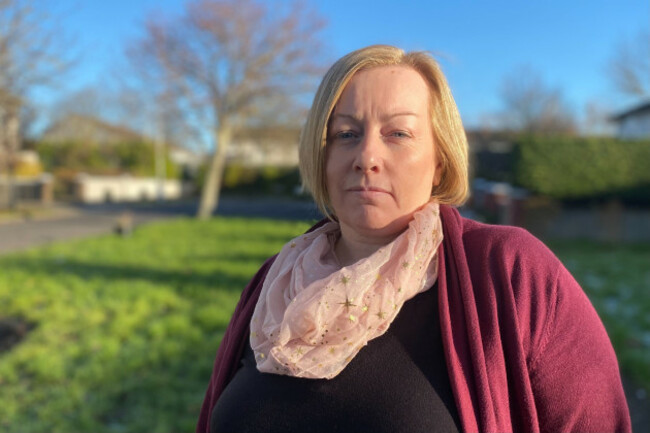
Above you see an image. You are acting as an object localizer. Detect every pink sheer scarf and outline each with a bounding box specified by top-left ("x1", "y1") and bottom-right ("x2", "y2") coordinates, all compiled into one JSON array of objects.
[{"x1": 250, "y1": 201, "x2": 444, "y2": 379}]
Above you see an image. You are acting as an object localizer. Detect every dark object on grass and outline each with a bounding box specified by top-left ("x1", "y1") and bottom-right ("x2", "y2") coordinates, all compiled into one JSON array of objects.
[
  {"x1": 0, "y1": 317, "x2": 35, "y2": 354},
  {"x1": 21, "y1": 209, "x2": 34, "y2": 221},
  {"x1": 114, "y1": 211, "x2": 134, "y2": 237}
]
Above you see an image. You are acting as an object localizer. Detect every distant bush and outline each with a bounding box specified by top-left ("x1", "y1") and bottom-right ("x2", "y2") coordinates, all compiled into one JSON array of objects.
[
  {"x1": 473, "y1": 150, "x2": 516, "y2": 184},
  {"x1": 514, "y1": 136, "x2": 650, "y2": 205},
  {"x1": 14, "y1": 161, "x2": 43, "y2": 178},
  {"x1": 37, "y1": 141, "x2": 179, "y2": 179},
  {"x1": 195, "y1": 163, "x2": 302, "y2": 196},
  {"x1": 222, "y1": 164, "x2": 259, "y2": 188},
  {"x1": 228, "y1": 165, "x2": 301, "y2": 196}
]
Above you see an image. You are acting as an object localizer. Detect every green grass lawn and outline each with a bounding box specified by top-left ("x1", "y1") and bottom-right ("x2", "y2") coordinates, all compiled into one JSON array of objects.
[
  {"x1": 0, "y1": 217, "x2": 311, "y2": 433},
  {"x1": 0, "y1": 218, "x2": 647, "y2": 432}
]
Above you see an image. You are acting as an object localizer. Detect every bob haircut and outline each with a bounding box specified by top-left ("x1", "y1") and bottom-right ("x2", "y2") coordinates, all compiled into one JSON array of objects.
[{"x1": 299, "y1": 44, "x2": 469, "y2": 218}]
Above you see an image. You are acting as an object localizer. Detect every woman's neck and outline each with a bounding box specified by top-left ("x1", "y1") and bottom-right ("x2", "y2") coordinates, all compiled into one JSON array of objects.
[{"x1": 334, "y1": 225, "x2": 401, "y2": 267}]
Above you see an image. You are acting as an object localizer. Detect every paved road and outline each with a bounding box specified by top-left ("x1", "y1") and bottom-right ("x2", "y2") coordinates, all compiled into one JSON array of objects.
[{"x1": 0, "y1": 197, "x2": 322, "y2": 255}]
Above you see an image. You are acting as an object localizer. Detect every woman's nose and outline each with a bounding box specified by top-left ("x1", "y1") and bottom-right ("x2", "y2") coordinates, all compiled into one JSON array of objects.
[{"x1": 353, "y1": 134, "x2": 382, "y2": 173}]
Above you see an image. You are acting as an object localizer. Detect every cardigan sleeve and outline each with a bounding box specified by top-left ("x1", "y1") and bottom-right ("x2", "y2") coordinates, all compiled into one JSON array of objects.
[{"x1": 528, "y1": 264, "x2": 631, "y2": 432}]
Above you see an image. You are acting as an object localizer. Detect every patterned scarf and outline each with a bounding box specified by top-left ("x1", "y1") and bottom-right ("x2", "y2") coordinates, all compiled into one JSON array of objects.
[{"x1": 250, "y1": 201, "x2": 444, "y2": 379}]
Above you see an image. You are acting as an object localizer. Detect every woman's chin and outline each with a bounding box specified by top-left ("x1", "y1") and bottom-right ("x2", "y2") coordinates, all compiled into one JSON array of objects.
[{"x1": 340, "y1": 212, "x2": 414, "y2": 241}]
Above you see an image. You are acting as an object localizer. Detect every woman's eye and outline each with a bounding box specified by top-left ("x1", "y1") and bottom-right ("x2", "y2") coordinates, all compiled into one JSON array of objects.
[
  {"x1": 390, "y1": 131, "x2": 410, "y2": 138},
  {"x1": 335, "y1": 131, "x2": 357, "y2": 140}
]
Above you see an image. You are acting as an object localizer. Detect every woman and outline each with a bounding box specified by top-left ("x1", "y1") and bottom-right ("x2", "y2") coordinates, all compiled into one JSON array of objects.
[{"x1": 197, "y1": 45, "x2": 631, "y2": 432}]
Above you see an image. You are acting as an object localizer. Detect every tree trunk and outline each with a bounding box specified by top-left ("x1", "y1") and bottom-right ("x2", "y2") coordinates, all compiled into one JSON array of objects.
[
  {"x1": 0, "y1": 106, "x2": 21, "y2": 210},
  {"x1": 197, "y1": 125, "x2": 232, "y2": 219},
  {"x1": 6, "y1": 112, "x2": 20, "y2": 209},
  {"x1": 0, "y1": 162, "x2": 8, "y2": 210},
  {"x1": 0, "y1": 107, "x2": 7, "y2": 209}
]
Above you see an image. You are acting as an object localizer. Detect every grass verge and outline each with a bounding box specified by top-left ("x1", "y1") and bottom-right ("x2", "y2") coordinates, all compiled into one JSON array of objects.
[{"x1": 0, "y1": 217, "x2": 310, "y2": 432}]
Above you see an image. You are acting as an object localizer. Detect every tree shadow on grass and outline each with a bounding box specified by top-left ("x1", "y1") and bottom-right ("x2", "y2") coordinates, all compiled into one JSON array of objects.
[
  {"x1": 1, "y1": 257, "x2": 253, "y2": 294},
  {"x1": 181, "y1": 251, "x2": 275, "y2": 265},
  {"x1": 0, "y1": 259, "x2": 254, "y2": 431}
]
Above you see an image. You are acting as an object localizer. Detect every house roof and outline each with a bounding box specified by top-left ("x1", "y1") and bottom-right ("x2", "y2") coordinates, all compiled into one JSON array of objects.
[
  {"x1": 41, "y1": 114, "x2": 145, "y2": 145},
  {"x1": 232, "y1": 125, "x2": 301, "y2": 144},
  {"x1": 610, "y1": 100, "x2": 650, "y2": 121}
]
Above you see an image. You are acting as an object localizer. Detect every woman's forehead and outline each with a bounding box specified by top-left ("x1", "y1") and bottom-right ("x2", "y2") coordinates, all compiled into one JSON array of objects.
[{"x1": 331, "y1": 66, "x2": 431, "y2": 119}]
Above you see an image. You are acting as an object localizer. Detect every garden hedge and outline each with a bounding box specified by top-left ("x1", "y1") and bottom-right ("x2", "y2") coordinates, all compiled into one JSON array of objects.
[
  {"x1": 37, "y1": 141, "x2": 179, "y2": 179},
  {"x1": 514, "y1": 135, "x2": 650, "y2": 204}
]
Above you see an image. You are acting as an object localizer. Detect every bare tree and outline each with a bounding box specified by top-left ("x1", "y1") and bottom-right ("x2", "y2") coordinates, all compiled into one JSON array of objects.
[
  {"x1": 499, "y1": 65, "x2": 576, "y2": 135},
  {"x1": 607, "y1": 29, "x2": 650, "y2": 98},
  {"x1": 49, "y1": 86, "x2": 108, "y2": 123},
  {"x1": 128, "y1": 0, "x2": 327, "y2": 219},
  {"x1": 581, "y1": 100, "x2": 615, "y2": 137},
  {"x1": 0, "y1": 0, "x2": 71, "y2": 207}
]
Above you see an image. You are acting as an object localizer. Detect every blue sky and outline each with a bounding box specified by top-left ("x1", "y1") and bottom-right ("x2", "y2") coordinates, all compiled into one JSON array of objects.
[{"x1": 38, "y1": 0, "x2": 649, "y2": 131}]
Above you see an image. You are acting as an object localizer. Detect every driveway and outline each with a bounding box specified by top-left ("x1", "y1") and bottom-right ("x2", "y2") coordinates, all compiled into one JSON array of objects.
[{"x1": 0, "y1": 197, "x2": 322, "y2": 255}]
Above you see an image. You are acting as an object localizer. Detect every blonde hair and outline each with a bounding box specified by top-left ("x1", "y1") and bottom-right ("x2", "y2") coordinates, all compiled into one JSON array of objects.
[{"x1": 299, "y1": 44, "x2": 469, "y2": 218}]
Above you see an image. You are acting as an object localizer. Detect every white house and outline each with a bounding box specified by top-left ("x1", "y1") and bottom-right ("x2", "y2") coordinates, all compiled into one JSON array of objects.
[
  {"x1": 610, "y1": 100, "x2": 650, "y2": 139},
  {"x1": 227, "y1": 126, "x2": 300, "y2": 167},
  {"x1": 75, "y1": 174, "x2": 183, "y2": 203}
]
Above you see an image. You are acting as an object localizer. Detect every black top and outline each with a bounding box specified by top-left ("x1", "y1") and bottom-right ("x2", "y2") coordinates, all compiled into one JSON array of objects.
[{"x1": 211, "y1": 283, "x2": 461, "y2": 433}]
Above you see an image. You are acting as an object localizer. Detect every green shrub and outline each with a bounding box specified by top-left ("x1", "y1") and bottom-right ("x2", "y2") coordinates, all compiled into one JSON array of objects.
[
  {"x1": 221, "y1": 164, "x2": 301, "y2": 196},
  {"x1": 514, "y1": 135, "x2": 650, "y2": 204},
  {"x1": 222, "y1": 163, "x2": 259, "y2": 188},
  {"x1": 36, "y1": 141, "x2": 180, "y2": 179}
]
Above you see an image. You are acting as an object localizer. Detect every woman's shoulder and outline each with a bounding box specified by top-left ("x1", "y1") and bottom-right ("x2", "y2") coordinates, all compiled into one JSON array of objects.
[
  {"x1": 454, "y1": 216, "x2": 575, "y2": 330},
  {"x1": 456, "y1": 217, "x2": 587, "y2": 365},
  {"x1": 459, "y1": 217, "x2": 561, "y2": 271}
]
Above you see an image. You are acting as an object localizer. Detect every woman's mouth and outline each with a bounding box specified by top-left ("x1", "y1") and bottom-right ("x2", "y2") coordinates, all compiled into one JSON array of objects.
[{"x1": 347, "y1": 186, "x2": 391, "y2": 198}]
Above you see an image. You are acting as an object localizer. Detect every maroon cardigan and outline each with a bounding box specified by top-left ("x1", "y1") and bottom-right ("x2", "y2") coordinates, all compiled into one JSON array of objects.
[{"x1": 197, "y1": 205, "x2": 631, "y2": 432}]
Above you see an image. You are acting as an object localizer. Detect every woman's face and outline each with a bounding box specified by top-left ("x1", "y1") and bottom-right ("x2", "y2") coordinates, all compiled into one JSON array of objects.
[{"x1": 325, "y1": 65, "x2": 441, "y2": 242}]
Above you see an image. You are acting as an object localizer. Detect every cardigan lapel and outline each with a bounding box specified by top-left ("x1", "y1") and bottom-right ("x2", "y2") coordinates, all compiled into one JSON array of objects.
[{"x1": 438, "y1": 205, "x2": 500, "y2": 432}]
